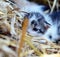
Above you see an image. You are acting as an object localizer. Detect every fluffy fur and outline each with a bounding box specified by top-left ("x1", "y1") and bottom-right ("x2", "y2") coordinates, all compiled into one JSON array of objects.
[
  {"x1": 12, "y1": 0, "x2": 60, "y2": 43},
  {"x1": 44, "y1": 11, "x2": 60, "y2": 43}
]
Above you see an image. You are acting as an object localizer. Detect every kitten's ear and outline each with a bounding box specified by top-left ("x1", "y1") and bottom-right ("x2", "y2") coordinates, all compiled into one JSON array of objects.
[
  {"x1": 45, "y1": 25, "x2": 50, "y2": 30},
  {"x1": 44, "y1": 21, "x2": 51, "y2": 30},
  {"x1": 24, "y1": 13, "x2": 32, "y2": 19}
]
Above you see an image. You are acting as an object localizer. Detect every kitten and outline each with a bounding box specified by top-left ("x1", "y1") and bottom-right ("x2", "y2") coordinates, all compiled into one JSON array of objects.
[
  {"x1": 12, "y1": 0, "x2": 60, "y2": 43},
  {"x1": 44, "y1": 11, "x2": 60, "y2": 43},
  {"x1": 26, "y1": 12, "x2": 51, "y2": 36},
  {"x1": 26, "y1": 12, "x2": 60, "y2": 44}
]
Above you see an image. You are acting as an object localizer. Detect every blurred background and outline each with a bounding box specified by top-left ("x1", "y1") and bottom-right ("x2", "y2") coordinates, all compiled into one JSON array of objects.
[{"x1": 28, "y1": 0, "x2": 60, "y2": 12}]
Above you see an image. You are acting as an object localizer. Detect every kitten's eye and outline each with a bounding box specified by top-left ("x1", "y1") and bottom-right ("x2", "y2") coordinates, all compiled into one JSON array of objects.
[
  {"x1": 31, "y1": 20, "x2": 37, "y2": 26},
  {"x1": 31, "y1": 20, "x2": 35, "y2": 24}
]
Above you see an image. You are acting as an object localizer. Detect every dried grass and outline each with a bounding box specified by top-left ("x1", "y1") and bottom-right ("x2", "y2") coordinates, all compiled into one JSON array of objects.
[{"x1": 0, "y1": 0, "x2": 60, "y2": 57}]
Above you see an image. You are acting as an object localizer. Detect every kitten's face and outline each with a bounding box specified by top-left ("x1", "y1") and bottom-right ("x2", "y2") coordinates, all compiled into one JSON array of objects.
[
  {"x1": 27, "y1": 12, "x2": 50, "y2": 36},
  {"x1": 27, "y1": 12, "x2": 60, "y2": 43}
]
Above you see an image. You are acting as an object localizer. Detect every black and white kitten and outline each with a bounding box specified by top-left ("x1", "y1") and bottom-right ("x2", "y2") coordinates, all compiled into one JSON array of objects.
[
  {"x1": 27, "y1": 12, "x2": 60, "y2": 44},
  {"x1": 12, "y1": 0, "x2": 60, "y2": 43},
  {"x1": 44, "y1": 11, "x2": 60, "y2": 43}
]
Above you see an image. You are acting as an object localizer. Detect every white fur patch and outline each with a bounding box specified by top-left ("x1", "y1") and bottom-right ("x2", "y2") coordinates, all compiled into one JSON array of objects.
[{"x1": 43, "y1": 25, "x2": 58, "y2": 42}]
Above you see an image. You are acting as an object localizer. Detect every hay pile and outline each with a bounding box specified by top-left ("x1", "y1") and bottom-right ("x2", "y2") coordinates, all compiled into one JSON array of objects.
[
  {"x1": 0, "y1": 0, "x2": 60, "y2": 57},
  {"x1": 0, "y1": 0, "x2": 23, "y2": 57}
]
